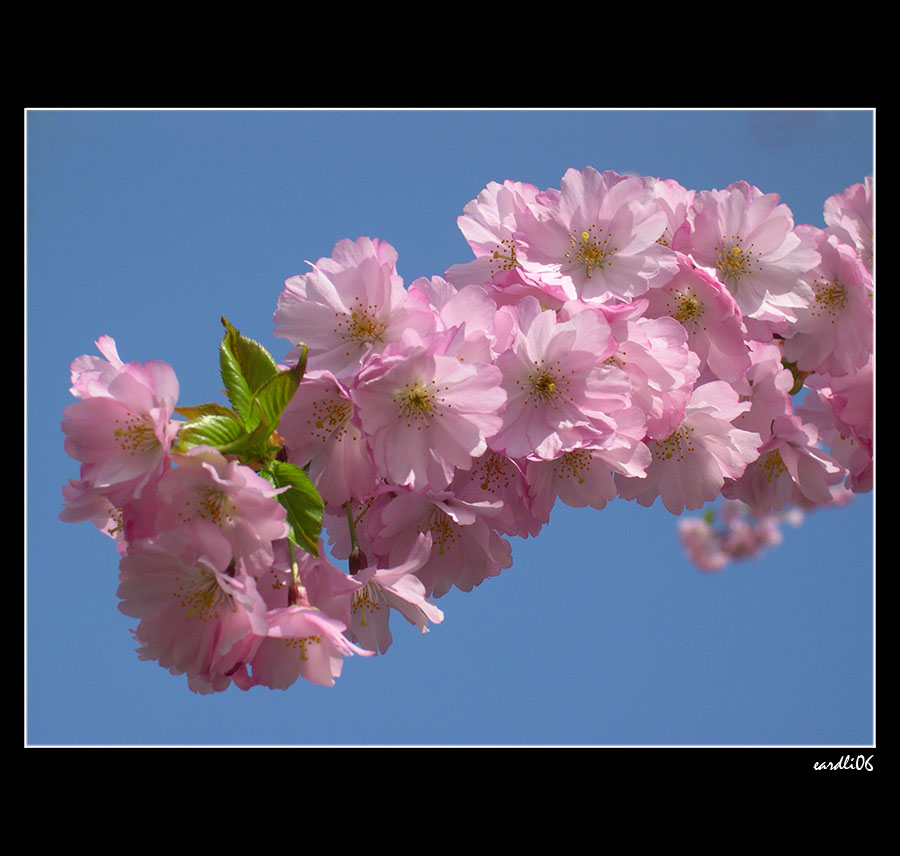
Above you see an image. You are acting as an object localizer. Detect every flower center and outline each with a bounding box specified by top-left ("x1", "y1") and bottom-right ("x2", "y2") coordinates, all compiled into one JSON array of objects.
[
  {"x1": 670, "y1": 289, "x2": 704, "y2": 326},
  {"x1": 566, "y1": 225, "x2": 616, "y2": 279},
  {"x1": 520, "y1": 358, "x2": 569, "y2": 409},
  {"x1": 532, "y1": 371, "x2": 557, "y2": 399},
  {"x1": 715, "y1": 235, "x2": 759, "y2": 283},
  {"x1": 758, "y1": 449, "x2": 787, "y2": 483},
  {"x1": 490, "y1": 238, "x2": 519, "y2": 276},
  {"x1": 176, "y1": 486, "x2": 236, "y2": 529},
  {"x1": 348, "y1": 311, "x2": 385, "y2": 343},
  {"x1": 175, "y1": 567, "x2": 231, "y2": 621},
  {"x1": 554, "y1": 449, "x2": 592, "y2": 485},
  {"x1": 200, "y1": 486, "x2": 235, "y2": 527},
  {"x1": 333, "y1": 295, "x2": 386, "y2": 350},
  {"x1": 113, "y1": 413, "x2": 159, "y2": 455},
  {"x1": 351, "y1": 581, "x2": 383, "y2": 627},
  {"x1": 310, "y1": 396, "x2": 354, "y2": 443},
  {"x1": 472, "y1": 452, "x2": 514, "y2": 493},
  {"x1": 810, "y1": 279, "x2": 848, "y2": 319},
  {"x1": 420, "y1": 506, "x2": 460, "y2": 557},
  {"x1": 653, "y1": 426, "x2": 696, "y2": 462},
  {"x1": 281, "y1": 634, "x2": 322, "y2": 661},
  {"x1": 106, "y1": 507, "x2": 125, "y2": 538},
  {"x1": 395, "y1": 381, "x2": 437, "y2": 428}
]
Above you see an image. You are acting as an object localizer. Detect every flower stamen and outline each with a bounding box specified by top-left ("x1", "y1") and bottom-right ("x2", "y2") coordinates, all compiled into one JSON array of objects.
[{"x1": 566, "y1": 224, "x2": 615, "y2": 279}]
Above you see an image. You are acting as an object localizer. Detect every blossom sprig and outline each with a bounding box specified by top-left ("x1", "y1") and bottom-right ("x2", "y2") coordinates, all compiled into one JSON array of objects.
[
  {"x1": 678, "y1": 486, "x2": 854, "y2": 573},
  {"x1": 61, "y1": 168, "x2": 873, "y2": 693}
]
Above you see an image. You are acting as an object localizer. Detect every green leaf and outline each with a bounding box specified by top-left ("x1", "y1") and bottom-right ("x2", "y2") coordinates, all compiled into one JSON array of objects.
[
  {"x1": 219, "y1": 317, "x2": 280, "y2": 426},
  {"x1": 264, "y1": 461, "x2": 324, "y2": 557},
  {"x1": 173, "y1": 412, "x2": 248, "y2": 453},
  {"x1": 236, "y1": 401, "x2": 276, "y2": 456},
  {"x1": 251, "y1": 353, "x2": 307, "y2": 433},
  {"x1": 175, "y1": 402, "x2": 240, "y2": 421},
  {"x1": 780, "y1": 357, "x2": 811, "y2": 396},
  {"x1": 212, "y1": 403, "x2": 275, "y2": 463}
]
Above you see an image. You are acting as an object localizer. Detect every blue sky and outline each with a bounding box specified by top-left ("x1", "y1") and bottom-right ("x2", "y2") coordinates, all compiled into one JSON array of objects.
[{"x1": 26, "y1": 109, "x2": 875, "y2": 747}]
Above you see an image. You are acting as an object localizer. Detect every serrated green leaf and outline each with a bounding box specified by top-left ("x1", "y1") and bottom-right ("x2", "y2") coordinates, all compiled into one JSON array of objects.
[
  {"x1": 238, "y1": 401, "x2": 276, "y2": 456},
  {"x1": 220, "y1": 342, "x2": 252, "y2": 426},
  {"x1": 175, "y1": 402, "x2": 240, "y2": 421},
  {"x1": 252, "y1": 358, "x2": 306, "y2": 433},
  {"x1": 173, "y1": 412, "x2": 248, "y2": 453},
  {"x1": 265, "y1": 461, "x2": 324, "y2": 557},
  {"x1": 219, "y1": 317, "x2": 280, "y2": 426},
  {"x1": 212, "y1": 403, "x2": 274, "y2": 463}
]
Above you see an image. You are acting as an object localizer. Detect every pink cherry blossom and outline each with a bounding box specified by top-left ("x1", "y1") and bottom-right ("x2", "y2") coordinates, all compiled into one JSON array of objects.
[
  {"x1": 407, "y1": 278, "x2": 499, "y2": 364},
  {"x1": 117, "y1": 521, "x2": 269, "y2": 692},
  {"x1": 574, "y1": 301, "x2": 701, "y2": 441},
  {"x1": 716, "y1": 510, "x2": 789, "y2": 562},
  {"x1": 448, "y1": 450, "x2": 543, "y2": 539},
  {"x1": 249, "y1": 538, "x2": 347, "y2": 613},
  {"x1": 489, "y1": 297, "x2": 640, "y2": 461},
  {"x1": 722, "y1": 414, "x2": 845, "y2": 511},
  {"x1": 824, "y1": 178, "x2": 873, "y2": 273},
  {"x1": 799, "y1": 359, "x2": 873, "y2": 493},
  {"x1": 643, "y1": 176, "x2": 695, "y2": 251},
  {"x1": 155, "y1": 446, "x2": 290, "y2": 576},
  {"x1": 351, "y1": 340, "x2": 506, "y2": 492},
  {"x1": 443, "y1": 179, "x2": 544, "y2": 289},
  {"x1": 525, "y1": 444, "x2": 624, "y2": 525},
  {"x1": 61, "y1": 339, "x2": 180, "y2": 507},
  {"x1": 277, "y1": 369, "x2": 377, "y2": 510},
  {"x1": 729, "y1": 340, "x2": 795, "y2": 446},
  {"x1": 677, "y1": 515, "x2": 729, "y2": 571},
  {"x1": 515, "y1": 167, "x2": 680, "y2": 301},
  {"x1": 686, "y1": 181, "x2": 819, "y2": 323},
  {"x1": 60, "y1": 477, "x2": 124, "y2": 542},
  {"x1": 372, "y1": 488, "x2": 513, "y2": 598},
  {"x1": 273, "y1": 237, "x2": 436, "y2": 377},
  {"x1": 235, "y1": 544, "x2": 376, "y2": 689},
  {"x1": 642, "y1": 254, "x2": 751, "y2": 385},
  {"x1": 679, "y1": 499, "x2": 807, "y2": 572},
  {"x1": 336, "y1": 535, "x2": 444, "y2": 655},
  {"x1": 68, "y1": 335, "x2": 124, "y2": 399},
  {"x1": 616, "y1": 381, "x2": 762, "y2": 514},
  {"x1": 244, "y1": 606, "x2": 372, "y2": 689},
  {"x1": 781, "y1": 228, "x2": 873, "y2": 377},
  {"x1": 320, "y1": 489, "x2": 393, "y2": 574}
]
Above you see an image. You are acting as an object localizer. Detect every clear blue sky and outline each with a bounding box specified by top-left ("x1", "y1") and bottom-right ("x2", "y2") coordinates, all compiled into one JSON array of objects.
[{"x1": 26, "y1": 109, "x2": 875, "y2": 747}]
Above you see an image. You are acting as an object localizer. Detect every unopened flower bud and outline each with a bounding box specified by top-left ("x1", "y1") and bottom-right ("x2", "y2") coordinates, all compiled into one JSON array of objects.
[{"x1": 349, "y1": 546, "x2": 368, "y2": 574}]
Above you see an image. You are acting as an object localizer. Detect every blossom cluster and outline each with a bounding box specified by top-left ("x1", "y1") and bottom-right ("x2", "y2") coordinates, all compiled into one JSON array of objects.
[
  {"x1": 60, "y1": 168, "x2": 874, "y2": 693},
  {"x1": 677, "y1": 485, "x2": 855, "y2": 572}
]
